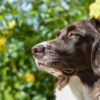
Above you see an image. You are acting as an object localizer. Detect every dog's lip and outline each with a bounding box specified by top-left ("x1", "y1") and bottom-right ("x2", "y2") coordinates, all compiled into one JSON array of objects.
[
  {"x1": 37, "y1": 62, "x2": 76, "y2": 76},
  {"x1": 38, "y1": 62, "x2": 46, "y2": 66},
  {"x1": 64, "y1": 70, "x2": 76, "y2": 76},
  {"x1": 35, "y1": 59, "x2": 77, "y2": 76}
]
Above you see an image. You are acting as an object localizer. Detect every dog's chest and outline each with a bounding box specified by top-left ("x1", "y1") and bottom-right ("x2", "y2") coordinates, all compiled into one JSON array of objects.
[{"x1": 55, "y1": 76, "x2": 93, "y2": 100}]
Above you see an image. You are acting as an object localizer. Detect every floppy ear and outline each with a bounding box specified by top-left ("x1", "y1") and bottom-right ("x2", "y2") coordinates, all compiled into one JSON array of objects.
[
  {"x1": 91, "y1": 38, "x2": 100, "y2": 76},
  {"x1": 90, "y1": 18, "x2": 100, "y2": 76},
  {"x1": 90, "y1": 17, "x2": 100, "y2": 33}
]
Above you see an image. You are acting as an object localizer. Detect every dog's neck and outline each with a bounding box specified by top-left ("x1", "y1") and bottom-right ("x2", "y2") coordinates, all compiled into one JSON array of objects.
[
  {"x1": 56, "y1": 68, "x2": 99, "y2": 90},
  {"x1": 77, "y1": 69, "x2": 99, "y2": 87}
]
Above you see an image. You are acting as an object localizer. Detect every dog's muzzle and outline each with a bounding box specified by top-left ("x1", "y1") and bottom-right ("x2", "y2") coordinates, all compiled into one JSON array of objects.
[
  {"x1": 32, "y1": 41, "x2": 76, "y2": 77},
  {"x1": 31, "y1": 42, "x2": 63, "y2": 77}
]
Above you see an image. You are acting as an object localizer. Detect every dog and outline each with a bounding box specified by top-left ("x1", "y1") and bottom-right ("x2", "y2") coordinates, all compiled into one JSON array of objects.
[{"x1": 32, "y1": 18, "x2": 100, "y2": 100}]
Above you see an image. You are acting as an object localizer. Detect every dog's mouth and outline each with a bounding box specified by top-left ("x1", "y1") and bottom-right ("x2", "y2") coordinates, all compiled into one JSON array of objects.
[
  {"x1": 35, "y1": 59, "x2": 62, "y2": 77},
  {"x1": 35, "y1": 58, "x2": 77, "y2": 77},
  {"x1": 62, "y1": 69, "x2": 77, "y2": 76}
]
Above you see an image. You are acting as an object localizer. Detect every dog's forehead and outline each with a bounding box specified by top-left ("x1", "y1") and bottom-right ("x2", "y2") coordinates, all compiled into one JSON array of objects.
[
  {"x1": 57, "y1": 27, "x2": 67, "y2": 37},
  {"x1": 74, "y1": 20, "x2": 91, "y2": 28},
  {"x1": 62, "y1": 20, "x2": 90, "y2": 32},
  {"x1": 59, "y1": 25, "x2": 76, "y2": 35},
  {"x1": 57, "y1": 20, "x2": 93, "y2": 38}
]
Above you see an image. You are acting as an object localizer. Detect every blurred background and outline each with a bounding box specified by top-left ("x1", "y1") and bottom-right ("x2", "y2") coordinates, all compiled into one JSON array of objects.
[{"x1": 0, "y1": 0, "x2": 94, "y2": 100}]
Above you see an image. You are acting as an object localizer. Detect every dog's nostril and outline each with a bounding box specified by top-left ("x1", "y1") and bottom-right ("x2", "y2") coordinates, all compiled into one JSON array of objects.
[{"x1": 32, "y1": 45, "x2": 45, "y2": 54}]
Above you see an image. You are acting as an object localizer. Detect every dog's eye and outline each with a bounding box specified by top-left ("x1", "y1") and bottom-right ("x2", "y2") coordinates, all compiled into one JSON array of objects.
[
  {"x1": 67, "y1": 32, "x2": 78, "y2": 39},
  {"x1": 56, "y1": 32, "x2": 61, "y2": 37}
]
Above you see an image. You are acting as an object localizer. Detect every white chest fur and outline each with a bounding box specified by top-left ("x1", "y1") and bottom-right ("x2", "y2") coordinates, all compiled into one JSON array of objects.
[{"x1": 55, "y1": 76, "x2": 93, "y2": 100}]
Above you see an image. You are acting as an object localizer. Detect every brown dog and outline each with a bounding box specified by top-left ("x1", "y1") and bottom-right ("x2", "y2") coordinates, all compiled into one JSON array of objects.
[{"x1": 32, "y1": 18, "x2": 100, "y2": 100}]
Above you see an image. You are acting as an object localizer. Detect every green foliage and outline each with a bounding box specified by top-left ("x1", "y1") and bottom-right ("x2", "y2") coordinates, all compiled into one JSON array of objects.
[{"x1": 0, "y1": 0, "x2": 94, "y2": 100}]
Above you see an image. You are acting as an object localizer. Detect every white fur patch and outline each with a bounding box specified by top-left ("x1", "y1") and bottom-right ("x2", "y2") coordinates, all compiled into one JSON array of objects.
[
  {"x1": 55, "y1": 84, "x2": 77, "y2": 100},
  {"x1": 55, "y1": 76, "x2": 92, "y2": 100}
]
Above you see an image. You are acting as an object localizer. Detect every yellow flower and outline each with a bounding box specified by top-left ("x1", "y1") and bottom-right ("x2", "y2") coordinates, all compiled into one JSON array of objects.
[
  {"x1": 25, "y1": 73, "x2": 35, "y2": 83},
  {"x1": 8, "y1": 20, "x2": 16, "y2": 29},
  {"x1": 0, "y1": 37, "x2": 6, "y2": 46},
  {"x1": 0, "y1": 37, "x2": 6, "y2": 52},
  {"x1": 89, "y1": 1, "x2": 100, "y2": 19}
]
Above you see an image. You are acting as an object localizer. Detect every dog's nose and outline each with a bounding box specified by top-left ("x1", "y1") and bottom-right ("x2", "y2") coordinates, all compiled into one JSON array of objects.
[{"x1": 32, "y1": 45, "x2": 45, "y2": 57}]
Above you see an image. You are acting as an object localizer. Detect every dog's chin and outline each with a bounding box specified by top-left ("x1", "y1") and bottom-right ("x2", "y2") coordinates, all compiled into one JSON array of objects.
[
  {"x1": 35, "y1": 59, "x2": 76, "y2": 77},
  {"x1": 35, "y1": 59, "x2": 62, "y2": 77}
]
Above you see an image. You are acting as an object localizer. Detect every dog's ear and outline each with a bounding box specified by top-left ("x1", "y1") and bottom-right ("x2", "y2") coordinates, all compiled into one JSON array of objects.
[
  {"x1": 90, "y1": 18, "x2": 100, "y2": 76},
  {"x1": 91, "y1": 38, "x2": 100, "y2": 76},
  {"x1": 90, "y1": 17, "x2": 100, "y2": 33}
]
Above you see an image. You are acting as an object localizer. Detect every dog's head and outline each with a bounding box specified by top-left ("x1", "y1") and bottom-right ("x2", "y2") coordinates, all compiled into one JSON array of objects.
[{"x1": 32, "y1": 18, "x2": 100, "y2": 78}]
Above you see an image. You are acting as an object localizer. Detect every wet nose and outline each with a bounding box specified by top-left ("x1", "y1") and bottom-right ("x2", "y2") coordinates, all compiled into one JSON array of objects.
[{"x1": 32, "y1": 45, "x2": 45, "y2": 56}]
